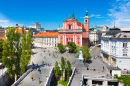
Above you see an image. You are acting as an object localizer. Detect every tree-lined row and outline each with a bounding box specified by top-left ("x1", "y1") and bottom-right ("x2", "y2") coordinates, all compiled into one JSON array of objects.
[{"x1": 0, "y1": 27, "x2": 32, "y2": 80}]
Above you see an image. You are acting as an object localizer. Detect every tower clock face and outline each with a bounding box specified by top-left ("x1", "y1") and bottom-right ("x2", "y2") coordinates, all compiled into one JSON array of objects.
[{"x1": 86, "y1": 20, "x2": 87, "y2": 22}]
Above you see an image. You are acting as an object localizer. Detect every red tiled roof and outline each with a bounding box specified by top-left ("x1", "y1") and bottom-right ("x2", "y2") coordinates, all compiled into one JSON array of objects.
[
  {"x1": 98, "y1": 31, "x2": 102, "y2": 33},
  {"x1": 15, "y1": 29, "x2": 27, "y2": 34},
  {"x1": 34, "y1": 32, "x2": 58, "y2": 37},
  {"x1": 77, "y1": 22, "x2": 84, "y2": 29},
  {"x1": 0, "y1": 31, "x2": 5, "y2": 37},
  {"x1": 89, "y1": 30, "x2": 92, "y2": 32}
]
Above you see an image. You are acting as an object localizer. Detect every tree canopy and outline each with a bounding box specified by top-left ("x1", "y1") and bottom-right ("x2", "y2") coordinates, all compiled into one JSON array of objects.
[
  {"x1": 67, "y1": 42, "x2": 76, "y2": 53},
  {"x1": 54, "y1": 61, "x2": 59, "y2": 79},
  {"x1": 115, "y1": 75, "x2": 130, "y2": 86},
  {"x1": 81, "y1": 44, "x2": 91, "y2": 61},
  {"x1": 2, "y1": 27, "x2": 32, "y2": 79},
  {"x1": 57, "y1": 43, "x2": 65, "y2": 53},
  {"x1": 67, "y1": 60, "x2": 71, "y2": 80},
  {"x1": 0, "y1": 39, "x2": 4, "y2": 61}
]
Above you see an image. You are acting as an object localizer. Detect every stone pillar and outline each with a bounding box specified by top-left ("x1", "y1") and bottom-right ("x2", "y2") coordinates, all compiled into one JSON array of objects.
[
  {"x1": 103, "y1": 81, "x2": 108, "y2": 86},
  {"x1": 88, "y1": 79, "x2": 92, "y2": 86},
  {"x1": 73, "y1": 34, "x2": 74, "y2": 42},
  {"x1": 65, "y1": 34, "x2": 66, "y2": 45},
  {"x1": 63, "y1": 35, "x2": 64, "y2": 45},
  {"x1": 75, "y1": 34, "x2": 77, "y2": 45},
  {"x1": 81, "y1": 33, "x2": 82, "y2": 46}
]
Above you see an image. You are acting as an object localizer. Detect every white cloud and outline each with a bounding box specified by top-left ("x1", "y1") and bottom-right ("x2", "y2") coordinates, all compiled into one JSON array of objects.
[
  {"x1": 0, "y1": 20, "x2": 9, "y2": 22},
  {"x1": 123, "y1": 19, "x2": 130, "y2": 21},
  {"x1": 108, "y1": 0, "x2": 130, "y2": 28},
  {"x1": 106, "y1": 19, "x2": 110, "y2": 21},
  {"x1": 28, "y1": 26, "x2": 33, "y2": 28},
  {"x1": 90, "y1": 14, "x2": 106, "y2": 18}
]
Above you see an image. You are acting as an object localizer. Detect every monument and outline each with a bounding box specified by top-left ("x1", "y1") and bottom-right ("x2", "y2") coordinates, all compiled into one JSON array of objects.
[{"x1": 77, "y1": 49, "x2": 84, "y2": 63}]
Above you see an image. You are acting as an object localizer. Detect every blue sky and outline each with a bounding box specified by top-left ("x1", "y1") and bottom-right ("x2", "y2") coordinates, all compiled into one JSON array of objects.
[{"x1": 0, "y1": 0, "x2": 130, "y2": 30}]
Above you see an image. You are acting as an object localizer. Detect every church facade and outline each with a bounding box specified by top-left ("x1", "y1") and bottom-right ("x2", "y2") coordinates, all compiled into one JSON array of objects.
[{"x1": 58, "y1": 11, "x2": 90, "y2": 46}]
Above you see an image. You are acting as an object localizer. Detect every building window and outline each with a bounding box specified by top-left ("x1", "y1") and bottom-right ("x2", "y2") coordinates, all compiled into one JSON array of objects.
[
  {"x1": 60, "y1": 37, "x2": 62, "y2": 43},
  {"x1": 85, "y1": 20, "x2": 87, "y2": 22},
  {"x1": 123, "y1": 49, "x2": 127, "y2": 56},
  {"x1": 71, "y1": 38, "x2": 73, "y2": 42},
  {"x1": 78, "y1": 38, "x2": 80, "y2": 45},
  {"x1": 69, "y1": 25, "x2": 71, "y2": 29},
  {"x1": 67, "y1": 38, "x2": 68, "y2": 42},
  {"x1": 123, "y1": 42, "x2": 127, "y2": 48}
]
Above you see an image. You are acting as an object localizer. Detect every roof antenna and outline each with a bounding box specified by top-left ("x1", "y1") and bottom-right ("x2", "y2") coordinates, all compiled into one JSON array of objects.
[{"x1": 114, "y1": 21, "x2": 115, "y2": 29}]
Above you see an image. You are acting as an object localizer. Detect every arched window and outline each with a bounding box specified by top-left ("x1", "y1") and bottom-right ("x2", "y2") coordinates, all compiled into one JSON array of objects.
[{"x1": 69, "y1": 25, "x2": 71, "y2": 29}]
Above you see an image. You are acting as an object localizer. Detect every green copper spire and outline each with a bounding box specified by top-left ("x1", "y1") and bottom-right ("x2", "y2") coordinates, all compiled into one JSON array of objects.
[
  {"x1": 69, "y1": 15, "x2": 71, "y2": 18},
  {"x1": 72, "y1": 11, "x2": 75, "y2": 19},
  {"x1": 85, "y1": 10, "x2": 89, "y2": 18}
]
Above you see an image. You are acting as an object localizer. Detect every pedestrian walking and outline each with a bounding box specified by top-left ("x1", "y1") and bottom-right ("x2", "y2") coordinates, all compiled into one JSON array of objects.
[
  {"x1": 92, "y1": 67, "x2": 94, "y2": 70},
  {"x1": 31, "y1": 75, "x2": 33, "y2": 81},
  {"x1": 39, "y1": 78, "x2": 41, "y2": 84},
  {"x1": 103, "y1": 66, "x2": 104, "y2": 70},
  {"x1": 46, "y1": 74, "x2": 47, "y2": 78},
  {"x1": 98, "y1": 69, "x2": 100, "y2": 73},
  {"x1": 78, "y1": 69, "x2": 79, "y2": 74},
  {"x1": 87, "y1": 67, "x2": 89, "y2": 70},
  {"x1": 102, "y1": 68, "x2": 103, "y2": 72}
]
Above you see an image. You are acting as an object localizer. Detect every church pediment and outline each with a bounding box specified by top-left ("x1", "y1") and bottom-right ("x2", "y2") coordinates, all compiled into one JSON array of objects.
[{"x1": 64, "y1": 18, "x2": 77, "y2": 22}]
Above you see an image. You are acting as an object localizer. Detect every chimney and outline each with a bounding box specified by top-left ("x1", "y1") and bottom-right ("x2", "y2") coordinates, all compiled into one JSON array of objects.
[{"x1": 16, "y1": 24, "x2": 18, "y2": 27}]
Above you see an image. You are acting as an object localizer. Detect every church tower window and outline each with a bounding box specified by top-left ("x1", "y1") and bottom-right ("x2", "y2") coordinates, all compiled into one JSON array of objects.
[{"x1": 69, "y1": 25, "x2": 71, "y2": 29}]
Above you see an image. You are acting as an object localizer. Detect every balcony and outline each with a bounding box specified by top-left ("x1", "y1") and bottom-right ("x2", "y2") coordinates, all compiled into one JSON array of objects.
[{"x1": 58, "y1": 29, "x2": 82, "y2": 33}]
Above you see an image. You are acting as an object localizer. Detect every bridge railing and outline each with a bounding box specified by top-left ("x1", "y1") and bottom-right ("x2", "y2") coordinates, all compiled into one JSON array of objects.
[
  {"x1": 83, "y1": 74, "x2": 117, "y2": 80},
  {"x1": 45, "y1": 67, "x2": 54, "y2": 86},
  {"x1": 67, "y1": 67, "x2": 76, "y2": 86},
  {"x1": 11, "y1": 66, "x2": 33, "y2": 86}
]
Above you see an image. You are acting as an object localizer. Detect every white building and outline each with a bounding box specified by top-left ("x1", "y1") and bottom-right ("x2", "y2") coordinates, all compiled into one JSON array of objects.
[
  {"x1": 89, "y1": 26, "x2": 102, "y2": 44},
  {"x1": 101, "y1": 28, "x2": 130, "y2": 70},
  {"x1": 33, "y1": 32, "x2": 59, "y2": 47},
  {"x1": 102, "y1": 25, "x2": 109, "y2": 37},
  {"x1": 33, "y1": 21, "x2": 41, "y2": 29}
]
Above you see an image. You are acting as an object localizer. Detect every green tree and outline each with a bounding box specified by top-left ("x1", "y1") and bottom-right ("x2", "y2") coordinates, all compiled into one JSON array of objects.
[
  {"x1": 0, "y1": 39, "x2": 4, "y2": 61},
  {"x1": 81, "y1": 44, "x2": 91, "y2": 61},
  {"x1": 57, "y1": 43, "x2": 65, "y2": 53},
  {"x1": 67, "y1": 60, "x2": 71, "y2": 80},
  {"x1": 20, "y1": 28, "x2": 32, "y2": 74},
  {"x1": 75, "y1": 45, "x2": 80, "y2": 53},
  {"x1": 60, "y1": 56, "x2": 66, "y2": 81},
  {"x1": 67, "y1": 42, "x2": 76, "y2": 53},
  {"x1": 14, "y1": 29, "x2": 22, "y2": 79},
  {"x1": 2, "y1": 27, "x2": 16, "y2": 78},
  {"x1": 115, "y1": 75, "x2": 130, "y2": 86},
  {"x1": 54, "y1": 61, "x2": 59, "y2": 79}
]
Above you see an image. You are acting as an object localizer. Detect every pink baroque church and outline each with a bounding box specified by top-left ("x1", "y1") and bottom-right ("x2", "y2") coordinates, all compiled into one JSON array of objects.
[{"x1": 58, "y1": 11, "x2": 90, "y2": 47}]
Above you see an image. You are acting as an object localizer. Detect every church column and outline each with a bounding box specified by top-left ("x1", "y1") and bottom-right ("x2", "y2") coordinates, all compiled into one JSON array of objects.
[
  {"x1": 65, "y1": 33, "x2": 66, "y2": 45},
  {"x1": 63, "y1": 34, "x2": 64, "y2": 45},
  {"x1": 75, "y1": 34, "x2": 76, "y2": 45},
  {"x1": 73, "y1": 34, "x2": 74, "y2": 42},
  {"x1": 81, "y1": 33, "x2": 82, "y2": 46}
]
